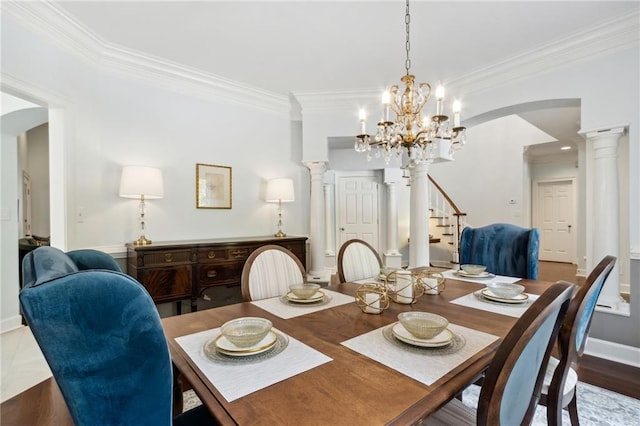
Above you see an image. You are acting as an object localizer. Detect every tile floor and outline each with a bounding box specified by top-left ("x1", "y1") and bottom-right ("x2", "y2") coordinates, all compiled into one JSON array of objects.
[{"x1": 0, "y1": 325, "x2": 51, "y2": 403}]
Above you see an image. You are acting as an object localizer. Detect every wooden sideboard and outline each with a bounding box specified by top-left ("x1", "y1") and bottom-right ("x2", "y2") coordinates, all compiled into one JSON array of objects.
[{"x1": 126, "y1": 236, "x2": 307, "y2": 313}]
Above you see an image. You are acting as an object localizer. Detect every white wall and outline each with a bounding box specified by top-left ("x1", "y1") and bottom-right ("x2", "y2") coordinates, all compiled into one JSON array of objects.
[
  {"x1": 1, "y1": 98, "x2": 49, "y2": 332},
  {"x1": 428, "y1": 114, "x2": 556, "y2": 228},
  {"x1": 1, "y1": 133, "x2": 21, "y2": 331},
  {"x1": 25, "y1": 123, "x2": 50, "y2": 237}
]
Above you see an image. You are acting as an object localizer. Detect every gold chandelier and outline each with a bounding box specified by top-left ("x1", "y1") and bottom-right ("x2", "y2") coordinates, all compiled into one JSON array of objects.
[{"x1": 355, "y1": 0, "x2": 466, "y2": 164}]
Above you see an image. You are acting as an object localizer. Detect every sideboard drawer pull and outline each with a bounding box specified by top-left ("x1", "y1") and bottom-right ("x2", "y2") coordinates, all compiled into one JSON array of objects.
[
  {"x1": 207, "y1": 270, "x2": 217, "y2": 278},
  {"x1": 229, "y1": 249, "x2": 248, "y2": 258},
  {"x1": 164, "y1": 253, "x2": 173, "y2": 263},
  {"x1": 207, "y1": 251, "x2": 216, "y2": 259}
]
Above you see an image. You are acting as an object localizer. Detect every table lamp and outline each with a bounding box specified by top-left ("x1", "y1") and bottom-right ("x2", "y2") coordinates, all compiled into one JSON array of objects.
[
  {"x1": 119, "y1": 166, "x2": 164, "y2": 245},
  {"x1": 266, "y1": 178, "x2": 294, "y2": 238}
]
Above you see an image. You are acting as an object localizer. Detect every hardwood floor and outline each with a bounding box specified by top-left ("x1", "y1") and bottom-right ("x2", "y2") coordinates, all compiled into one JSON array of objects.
[
  {"x1": 579, "y1": 355, "x2": 640, "y2": 400},
  {"x1": 538, "y1": 261, "x2": 639, "y2": 400}
]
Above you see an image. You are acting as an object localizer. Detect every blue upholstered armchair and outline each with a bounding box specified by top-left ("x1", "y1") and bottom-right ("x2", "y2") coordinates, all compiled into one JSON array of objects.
[
  {"x1": 459, "y1": 223, "x2": 540, "y2": 279},
  {"x1": 19, "y1": 246, "x2": 213, "y2": 426}
]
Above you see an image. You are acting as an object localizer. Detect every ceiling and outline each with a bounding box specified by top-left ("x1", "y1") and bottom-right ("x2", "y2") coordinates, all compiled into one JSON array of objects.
[{"x1": 53, "y1": 1, "x2": 638, "y2": 156}]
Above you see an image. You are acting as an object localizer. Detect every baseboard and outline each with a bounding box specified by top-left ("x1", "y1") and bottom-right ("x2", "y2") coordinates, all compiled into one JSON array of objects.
[
  {"x1": 620, "y1": 282, "x2": 630, "y2": 295},
  {"x1": 1, "y1": 316, "x2": 24, "y2": 334},
  {"x1": 585, "y1": 337, "x2": 640, "y2": 368}
]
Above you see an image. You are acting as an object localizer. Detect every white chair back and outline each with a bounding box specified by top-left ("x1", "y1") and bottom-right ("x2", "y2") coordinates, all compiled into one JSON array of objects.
[
  {"x1": 339, "y1": 240, "x2": 381, "y2": 282},
  {"x1": 242, "y1": 246, "x2": 305, "y2": 301}
]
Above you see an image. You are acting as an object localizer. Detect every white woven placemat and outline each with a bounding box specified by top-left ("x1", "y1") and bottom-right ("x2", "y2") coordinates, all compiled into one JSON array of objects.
[
  {"x1": 175, "y1": 327, "x2": 332, "y2": 402},
  {"x1": 341, "y1": 323, "x2": 498, "y2": 386},
  {"x1": 442, "y1": 269, "x2": 522, "y2": 285},
  {"x1": 450, "y1": 291, "x2": 540, "y2": 318},
  {"x1": 250, "y1": 289, "x2": 355, "y2": 319}
]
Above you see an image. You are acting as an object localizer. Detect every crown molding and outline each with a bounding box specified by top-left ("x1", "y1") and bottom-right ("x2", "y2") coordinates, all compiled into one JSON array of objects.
[
  {"x1": 293, "y1": 89, "x2": 380, "y2": 113},
  {"x1": 294, "y1": 10, "x2": 640, "y2": 111},
  {"x1": 4, "y1": 2, "x2": 637, "y2": 116},
  {"x1": 1, "y1": 72, "x2": 73, "y2": 108},
  {"x1": 448, "y1": 11, "x2": 640, "y2": 96},
  {"x1": 2, "y1": 1, "x2": 290, "y2": 117}
]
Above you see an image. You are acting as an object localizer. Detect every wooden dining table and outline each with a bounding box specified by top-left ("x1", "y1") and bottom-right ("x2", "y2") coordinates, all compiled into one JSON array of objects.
[{"x1": 163, "y1": 276, "x2": 553, "y2": 426}]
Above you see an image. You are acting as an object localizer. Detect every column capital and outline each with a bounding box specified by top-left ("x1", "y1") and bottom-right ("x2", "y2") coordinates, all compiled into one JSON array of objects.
[
  {"x1": 303, "y1": 161, "x2": 327, "y2": 174},
  {"x1": 579, "y1": 123, "x2": 628, "y2": 139}
]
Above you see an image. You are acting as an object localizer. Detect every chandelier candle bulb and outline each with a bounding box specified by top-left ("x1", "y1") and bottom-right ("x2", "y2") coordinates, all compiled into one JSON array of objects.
[
  {"x1": 435, "y1": 85, "x2": 445, "y2": 116},
  {"x1": 382, "y1": 90, "x2": 391, "y2": 121},
  {"x1": 359, "y1": 109, "x2": 367, "y2": 134},
  {"x1": 453, "y1": 100, "x2": 461, "y2": 127}
]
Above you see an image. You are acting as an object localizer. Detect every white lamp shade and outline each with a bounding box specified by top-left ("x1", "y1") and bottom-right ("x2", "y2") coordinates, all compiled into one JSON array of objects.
[
  {"x1": 266, "y1": 178, "x2": 294, "y2": 203},
  {"x1": 119, "y1": 166, "x2": 164, "y2": 199}
]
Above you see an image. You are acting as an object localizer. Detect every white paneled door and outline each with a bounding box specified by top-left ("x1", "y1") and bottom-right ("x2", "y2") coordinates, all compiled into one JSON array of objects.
[
  {"x1": 535, "y1": 180, "x2": 575, "y2": 263},
  {"x1": 337, "y1": 175, "x2": 379, "y2": 250}
]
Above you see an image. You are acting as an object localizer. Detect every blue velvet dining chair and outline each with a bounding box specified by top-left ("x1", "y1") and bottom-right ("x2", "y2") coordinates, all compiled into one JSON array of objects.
[
  {"x1": 541, "y1": 255, "x2": 616, "y2": 426},
  {"x1": 459, "y1": 223, "x2": 540, "y2": 279},
  {"x1": 422, "y1": 281, "x2": 574, "y2": 425},
  {"x1": 19, "y1": 246, "x2": 214, "y2": 426}
]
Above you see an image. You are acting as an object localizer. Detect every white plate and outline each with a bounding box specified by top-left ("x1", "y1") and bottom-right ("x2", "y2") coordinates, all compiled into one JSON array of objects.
[
  {"x1": 455, "y1": 270, "x2": 495, "y2": 279},
  {"x1": 391, "y1": 322, "x2": 454, "y2": 348},
  {"x1": 285, "y1": 290, "x2": 325, "y2": 303},
  {"x1": 480, "y1": 288, "x2": 529, "y2": 304},
  {"x1": 213, "y1": 330, "x2": 277, "y2": 356}
]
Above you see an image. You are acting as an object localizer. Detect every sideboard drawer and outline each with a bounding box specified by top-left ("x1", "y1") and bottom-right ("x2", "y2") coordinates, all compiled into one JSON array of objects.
[
  {"x1": 141, "y1": 249, "x2": 193, "y2": 267},
  {"x1": 197, "y1": 248, "x2": 229, "y2": 263},
  {"x1": 198, "y1": 263, "x2": 244, "y2": 286},
  {"x1": 227, "y1": 247, "x2": 250, "y2": 260}
]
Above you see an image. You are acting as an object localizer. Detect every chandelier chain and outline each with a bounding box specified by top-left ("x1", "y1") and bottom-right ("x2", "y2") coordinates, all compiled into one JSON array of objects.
[{"x1": 405, "y1": 0, "x2": 411, "y2": 74}]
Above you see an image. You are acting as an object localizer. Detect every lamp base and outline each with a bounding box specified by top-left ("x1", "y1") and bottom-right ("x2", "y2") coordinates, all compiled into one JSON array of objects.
[
  {"x1": 274, "y1": 230, "x2": 287, "y2": 238},
  {"x1": 133, "y1": 235, "x2": 153, "y2": 245}
]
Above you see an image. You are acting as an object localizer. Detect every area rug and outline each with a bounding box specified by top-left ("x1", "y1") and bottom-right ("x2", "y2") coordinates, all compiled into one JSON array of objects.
[
  {"x1": 462, "y1": 382, "x2": 640, "y2": 426},
  {"x1": 183, "y1": 381, "x2": 640, "y2": 424}
]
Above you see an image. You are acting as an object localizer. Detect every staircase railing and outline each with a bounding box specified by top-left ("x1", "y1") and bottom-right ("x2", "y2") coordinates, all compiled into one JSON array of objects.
[{"x1": 428, "y1": 174, "x2": 467, "y2": 265}]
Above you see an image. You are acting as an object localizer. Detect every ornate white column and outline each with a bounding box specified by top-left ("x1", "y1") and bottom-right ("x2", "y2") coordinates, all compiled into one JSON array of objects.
[
  {"x1": 583, "y1": 125, "x2": 626, "y2": 309},
  {"x1": 323, "y1": 183, "x2": 334, "y2": 256},
  {"x1": 386, "y1": 181, "x2": 400, "y2": 256},
  {"x1": 305, "y1": 161, "x2": 327, "y2": 278},
  {"x1": 409, "y1": 162, "x2": 430, "y2": 268}
]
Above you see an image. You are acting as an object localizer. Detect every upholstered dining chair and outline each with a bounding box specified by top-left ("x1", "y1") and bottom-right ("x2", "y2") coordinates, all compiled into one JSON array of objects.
[
  {"x1": 337, "y1": 239, "x2": 383, "y2": 283},
  {"x1": 459, "y1": 223, "x2": 540, "y2": 279},
  {"x1": 541, "y1": 255, "x2": 616, "y2": 426},
  {"x1": 19, "y1": 246, "x2": 214, "y2": 426},
  {"x1": 240, "y1": 244, "x2": 306, "y2": 301},
  {"x1": 422, "y1": 281, "x2": 574, "y2": 425},
  {"x1": 65, "y1": 248, "x2": 123, "y2": 272}
]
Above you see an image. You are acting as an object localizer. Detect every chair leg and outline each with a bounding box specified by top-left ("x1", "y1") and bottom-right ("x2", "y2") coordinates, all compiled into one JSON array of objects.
[{"x1": 568, "y1": 393, "x2": 580, "y2": 426}]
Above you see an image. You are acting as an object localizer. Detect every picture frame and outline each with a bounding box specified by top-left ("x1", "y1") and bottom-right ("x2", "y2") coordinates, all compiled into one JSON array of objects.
[{"x1": 196, "y1": 163, "x2": 232, "y2": 209}]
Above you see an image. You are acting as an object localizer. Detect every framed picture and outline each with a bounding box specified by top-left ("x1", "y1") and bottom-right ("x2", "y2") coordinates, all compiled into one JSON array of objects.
[{"x1": 196, "y1": 163, "x2": 232, "y2": 209}]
